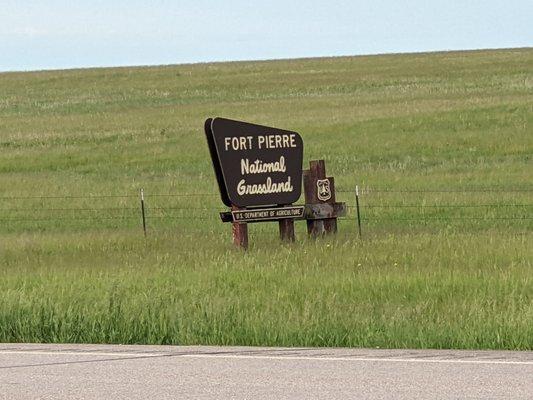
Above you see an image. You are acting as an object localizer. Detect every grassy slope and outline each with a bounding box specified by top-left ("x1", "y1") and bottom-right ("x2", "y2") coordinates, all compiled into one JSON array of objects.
[{"x1": 0, "y1": 49, "x2": 532, "y2": 348}]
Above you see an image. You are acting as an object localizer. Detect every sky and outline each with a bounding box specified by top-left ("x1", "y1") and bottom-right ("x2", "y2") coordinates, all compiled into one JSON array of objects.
[{"x1": 1, "y1": 0, "x2": 532, "y2": 72}]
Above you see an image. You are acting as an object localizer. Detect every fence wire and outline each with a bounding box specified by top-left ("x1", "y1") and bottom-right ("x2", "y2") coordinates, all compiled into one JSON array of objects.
[
  {"x1": 337, "y1": 188, "x2": 533, "y2": 194},
  {"x1": 0, "y1": 187, "x2": 531, "y2": 232}
]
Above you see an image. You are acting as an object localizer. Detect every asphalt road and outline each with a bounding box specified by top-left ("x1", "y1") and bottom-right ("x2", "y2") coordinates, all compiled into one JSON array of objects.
[{"x1": 1, "y1": 344, "x2": 532, "y2": 399}]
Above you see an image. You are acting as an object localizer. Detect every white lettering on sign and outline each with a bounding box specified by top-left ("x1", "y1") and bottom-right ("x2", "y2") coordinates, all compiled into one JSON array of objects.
[
  {"x1": 241, "y1": 156, "x2": 287, "y2": 175},
  {"x1": 223, "y1": 134, "x2": 297, "y2": 151},
  {"x1": 231, "y1": 206, "x2": 304, "y2": 222},
  {"x1": 224, "y1": 136, "x2": 253, "y2": 151},
  {"x1": 257, "y1": 134, "x2": 297, "y2": 149},
  {"x1": 237, "y1": 177, "x2": 293, "y2": 195}
]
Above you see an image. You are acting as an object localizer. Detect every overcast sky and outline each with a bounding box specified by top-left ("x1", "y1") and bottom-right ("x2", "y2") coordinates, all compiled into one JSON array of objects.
[{"x1": 1, "y1": 0, "x2": 532, "y2": 71}]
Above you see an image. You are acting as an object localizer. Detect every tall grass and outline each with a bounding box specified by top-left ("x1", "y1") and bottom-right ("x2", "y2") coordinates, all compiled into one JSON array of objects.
[{"x1": 0, "y1": 230, "x2": 531, "y2": 348}]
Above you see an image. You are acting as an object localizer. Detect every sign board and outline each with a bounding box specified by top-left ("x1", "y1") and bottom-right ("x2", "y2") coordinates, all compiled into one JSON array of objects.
[
  {"x1": 230, "y1": 205, "x2": 304, "y2": 223},
  {"x1": 205, "y1": 117, "x2": 304, "y2": 207}
]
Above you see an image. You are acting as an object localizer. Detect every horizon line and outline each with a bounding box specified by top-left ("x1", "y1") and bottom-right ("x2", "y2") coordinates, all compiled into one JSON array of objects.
[{"x1": 1, "y1": 46, "x2": 531, "y2": 75}]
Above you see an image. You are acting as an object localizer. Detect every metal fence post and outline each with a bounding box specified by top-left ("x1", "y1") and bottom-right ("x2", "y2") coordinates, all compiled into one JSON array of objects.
[
  {"x1": 140, "y1": 188, "x2": 147, "y2": 236},
  {"x1": 355, "y1": 185, "x2": 362, "y2": 239}
]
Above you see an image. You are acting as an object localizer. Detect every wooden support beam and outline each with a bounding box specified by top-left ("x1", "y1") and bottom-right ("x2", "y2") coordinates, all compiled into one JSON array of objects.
[
  {"x1": 323, "y1": 176, "x2": 337, "y2": 234},
  {"x1": 278, "y1": 218, "x2": 295, "y2": 242},
  {"x1": 303, "y1": 159, "x2": 338, "y2": 237},
  {"x1": 231, "y1": 205, "x2": 248, "y2": 249},
  {"x1": 303, "y1": 163, "x2": 323, "y2": 237}
]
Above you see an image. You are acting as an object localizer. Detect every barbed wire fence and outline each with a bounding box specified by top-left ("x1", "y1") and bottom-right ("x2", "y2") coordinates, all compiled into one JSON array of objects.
[
  {"x1": 335, "y1": 187, "x2": 533, "y2": 237},
  {"x1": 0, "y1": 187, "x2": 532, "y2": 236}
]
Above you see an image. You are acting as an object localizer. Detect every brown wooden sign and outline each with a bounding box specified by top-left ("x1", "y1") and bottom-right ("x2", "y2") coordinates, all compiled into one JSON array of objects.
[
  {"x1": 204, "y1": 118, "x2": 345, "y2": 249},
  {"x1": 205, "y1": 117, "x2": 303, "y2": 208}
]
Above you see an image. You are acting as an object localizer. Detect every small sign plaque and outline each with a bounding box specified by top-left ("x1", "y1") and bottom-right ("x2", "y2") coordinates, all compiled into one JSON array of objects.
[
  {"x1": 205, "y1": 117, "x2": 304, "y2": 207},
  {"x1": 317, "y1": 178, "x2": 332, "y2": 201},
  {"x1": 230, "y1": 206, "x2": 304, "y2": 223}
]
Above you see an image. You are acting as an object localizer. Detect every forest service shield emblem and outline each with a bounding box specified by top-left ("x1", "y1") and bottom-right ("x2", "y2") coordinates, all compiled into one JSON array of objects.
[{"x1": 317, "y1": 179, "x2": 332, "y2": 201}]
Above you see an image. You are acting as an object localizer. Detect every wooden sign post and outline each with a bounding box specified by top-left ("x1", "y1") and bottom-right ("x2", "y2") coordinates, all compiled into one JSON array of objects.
[
  {"x1": 231, "y1": 205, "x2": 249, "y2": 249},
  {"x1": 279, "y1": 218, "x2": 295, "y2": 242},
  {"x1": 303, "y1": 160, "x2": 345, "y2": 237}
]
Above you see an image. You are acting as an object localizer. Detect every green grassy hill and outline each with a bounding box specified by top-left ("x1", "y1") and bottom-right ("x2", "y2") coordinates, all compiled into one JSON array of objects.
[{"x1": 0, "y1": 49, "x2": 532, "y2": 348}]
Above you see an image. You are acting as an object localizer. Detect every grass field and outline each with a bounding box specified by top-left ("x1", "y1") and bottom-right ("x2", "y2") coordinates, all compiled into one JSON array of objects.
[{"x1": 0, "y1": 48, "x2": 532, "y2": 348}]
